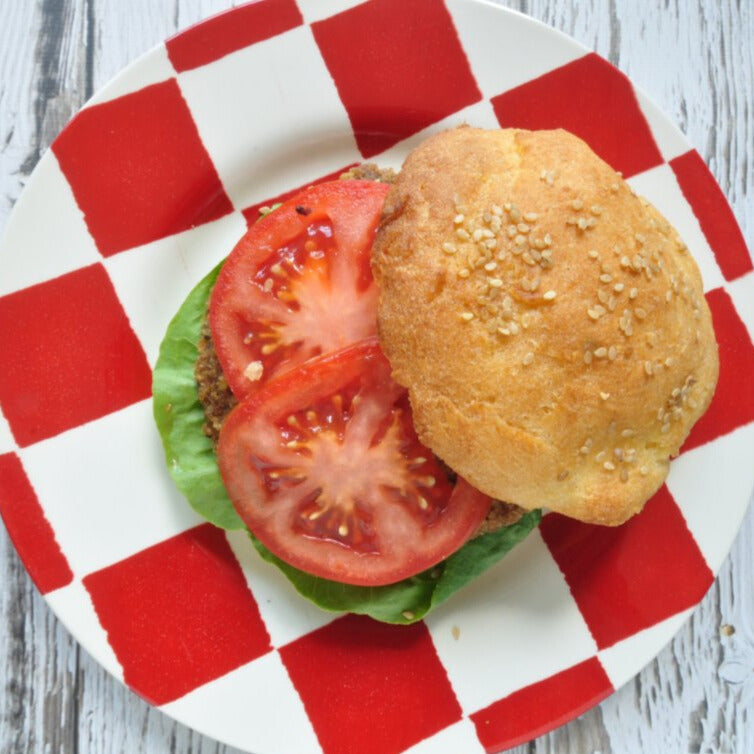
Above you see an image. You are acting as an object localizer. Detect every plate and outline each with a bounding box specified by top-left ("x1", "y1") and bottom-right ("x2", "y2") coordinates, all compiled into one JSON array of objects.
[{"x1": 0, "y1": 1, "x2": 752, "y2": 752}]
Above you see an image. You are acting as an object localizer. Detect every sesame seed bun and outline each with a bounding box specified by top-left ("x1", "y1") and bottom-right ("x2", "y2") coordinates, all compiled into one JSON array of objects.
[{"x1": 372, "y1": 127, "x2": 719, "y2": 525}]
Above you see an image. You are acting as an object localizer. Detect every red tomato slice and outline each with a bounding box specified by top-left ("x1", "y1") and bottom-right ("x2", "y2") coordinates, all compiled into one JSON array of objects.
[
  {"x1": 210, "y1": 180, "x2": 390, "y2": 400},
  {"x1": 217, "y1": 339, "x2": 492, "y2": 586}
]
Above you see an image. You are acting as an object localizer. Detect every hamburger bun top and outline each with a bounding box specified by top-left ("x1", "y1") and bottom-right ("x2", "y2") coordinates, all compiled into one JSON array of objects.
[{"x1": 372, "y1": 127, "x2": 718, "y2": 525}]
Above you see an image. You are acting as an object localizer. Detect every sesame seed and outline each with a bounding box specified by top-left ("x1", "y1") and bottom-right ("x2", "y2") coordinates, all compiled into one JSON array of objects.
[
  {"x1": 579, "y1": 445, "x2": 590, "y2": 455},
  {"x1": 456, "y1": 228, "x2": 470, "y2": 240},
  {"x1": 522, "y1": 352, "x2": 534, "y2": 366},
  {"x1": 594, "y1": 347, "x2": 608, "y2": 358},
  {"x1": 587, "y1": 309, "x2": 600, "y2": 321},
  {"x1": 578, "y1": 218, "x2": 588, "y2": 230},
  {"x1": 664, "y1": 357, "x2": 674, "y2": 368},
  {"x1": 604, "y1": 461, "x2": 616, "y2": 471},
  {"x1": 517, "y1": 222, "x2": 531, "y2": 234},
  {"x1": 661, "y1": 422, "x2": 671, "y2": 433},
  {"x1": 543, "y1": 290, "x2": 557, "y2": 301},
  {"x1": 584, "y1": 350, "x2": 593, "y2": 364},
  {"x1": 595, "y1": 451, "x2": 606, "y2": 462},
  {"x1": 263, "y1": 278, "x2": 274, "y2": 292},
  {"x1": 442, "y1": 242, "x2": 457, "y2": 254},
  {"x1": 621, "y1": 429, "x2": 636, "y2": 438},
  {"x1": 629, "y1": 287, "x2": 638, "y2": 299},
  {"x1": 515, "y1": 234, "x2": 527, "y2": 246},
  {"x1": 644, "y1": 360, "x2": 654, "y2": 376},
  {"x1": 525, "y1": 212, "x2": 539, "y2": 222},
  {"x1": 509, "y1": 321, "x2": 520, "y2": 335},
  {"x1": 486, "y1": 238, "x2": 498, "y2": 249},
  {"x1": 608, "y1": 346, "x2": 618, "y2": 360},
  {"x1": 491, "y1": 204, "x2": 503, "y2": 216},
  {"x1": 665, "y1": 290, "x2": 673, "y2": 302},
  {"x1": 484, "y1": 261, "x2": 497, "y2": 271},
  {"x1": 460, "y1": 312, "x2": 474, "y2": 321},
  {"x1": 509, "y1": 208, "x2": 521, "y2": 223},
  {"x1": 611, "y1": 182, "x2": 620, "y2": 192},
  {"x1": 613, "y1": 282, "x2": 625, "y2": 293},
  {"x1": 489, "y1": 278, "x2": 503, "y2": 288},
  {"x1": 590, "y1": 205, "x2": 603, "y2": 216},
  {"x1": 571, "y1": 199, "x2": 584, "y2": 211},
  {"x1": 600, "y1": 391, "x2": 611, "y2": 400},
  {"x1": 472, "y1": 228, "x2": 483, "y2": 242},
  {"x1": 634, "y1": 232, "x2": 646, "y2": 245},
  {"x1": 402, "y1": 610, "x2": 415, "y2": 620},
  {"x1": 453, "y1": 213, "x2": 465, "y2": 224},
  {"x1": 597, "y1": 289, "x2": 609, "y2": 304},
  {"x1": 588, "y1": 249, "x2": 600, "y2": 260},
  {"x1": 458, "y1": 268, "x2": 470, "y2": 279},
  {"x1": 635, "y1": 308, "x2": 647, "y2": 320},
  {"x1": 640, "y1": 466, "x2": 649, "y2": 476},
  {"x1": 599, "y1": 273, "x2": 613, "y2": 283}
]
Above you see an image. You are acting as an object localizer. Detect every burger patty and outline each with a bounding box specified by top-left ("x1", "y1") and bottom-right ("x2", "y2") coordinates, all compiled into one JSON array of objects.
[{"x1": 194, "y1": 163, "x2": 525, "y2": 535}]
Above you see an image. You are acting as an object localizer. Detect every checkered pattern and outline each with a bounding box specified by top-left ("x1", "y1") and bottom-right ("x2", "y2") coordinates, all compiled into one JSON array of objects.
[{"x1": 0, "y1": 2, "x2": 752, "y2": 753}]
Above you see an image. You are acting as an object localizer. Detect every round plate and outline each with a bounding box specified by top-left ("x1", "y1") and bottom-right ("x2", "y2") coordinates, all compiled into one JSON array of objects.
[{"x1": 1, "y1": 2, "x2": 752, "y2": 753}]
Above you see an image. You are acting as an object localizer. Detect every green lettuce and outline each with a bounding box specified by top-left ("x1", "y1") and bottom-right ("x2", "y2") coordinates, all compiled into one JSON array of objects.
[{"x1": 152, "y1": 266, "x2": 541, "y2": 624}]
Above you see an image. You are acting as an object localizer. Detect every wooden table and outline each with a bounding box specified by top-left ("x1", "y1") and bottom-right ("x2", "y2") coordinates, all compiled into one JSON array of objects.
[{"x1": 1, "y1": 2, "x2": 752, "y2": 752}]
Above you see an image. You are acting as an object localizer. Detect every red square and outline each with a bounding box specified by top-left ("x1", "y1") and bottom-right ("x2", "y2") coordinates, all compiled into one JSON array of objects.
[
  {"x1": 166, "y1": 0, "x2": 303, "y2": 73},
  {"x1": 279, "y1": 614, "x2": 461, "y2": 754},
  {"x1": 491, "y1": 53, "x2": 663, "y2": 178},
  {"x1": 471, "y1": 657, "x2": 612, "y2": 752},
  {"x1": 0, "y1": 453, "x2": 73, "y2": 594},
  {"x1": 83, "y1": 524, "x2": 271, "y2": 705},
  {"x1": 312, "y1": 0, "x2": 481, "y2": 158},
  {"x1": 540, "y1": 487, "x2": 713, "y2": 650},
  {"x1": 682, "y1": 288, "x2": 754, "y2": 452},
  {"x1": 241, "y1": 163, "x2": 358, "y2": 225},
  {"x1": 670, "y1": 150, "x2": 752, "y2": 282},
  {"x1": 53, "y1": 79, "x2": 233, "y2": 256},
  {"x1": 0, "y1": 264, "x2": 152, "y2": 447}
]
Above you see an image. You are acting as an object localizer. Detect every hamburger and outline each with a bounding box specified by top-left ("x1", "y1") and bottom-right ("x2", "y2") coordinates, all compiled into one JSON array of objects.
[{"x1": 153, "y1": 128, "x2": 718, "y2": 623}]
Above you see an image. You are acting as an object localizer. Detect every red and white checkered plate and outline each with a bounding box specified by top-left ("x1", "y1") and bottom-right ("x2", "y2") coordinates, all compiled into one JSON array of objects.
[{"x1": 1, "y1": 1, "x2": 752, "y2": 752}]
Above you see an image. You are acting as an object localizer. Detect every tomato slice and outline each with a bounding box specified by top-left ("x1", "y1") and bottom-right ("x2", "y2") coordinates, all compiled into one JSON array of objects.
[
  {"x1": 210, "y1": 180, "x2": 390, "y2": 400},
  {"x1": 217, "y1": 339, "x2": 492, "y2": 586}
]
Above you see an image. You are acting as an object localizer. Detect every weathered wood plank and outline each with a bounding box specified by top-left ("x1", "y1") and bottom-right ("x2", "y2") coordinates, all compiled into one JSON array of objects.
[
  {"x1": 1, "y1": 1, "x2": 751, "y2": 753},
  {"x1": 1, "y1": 2, "x2": 89, "y2": 752}
]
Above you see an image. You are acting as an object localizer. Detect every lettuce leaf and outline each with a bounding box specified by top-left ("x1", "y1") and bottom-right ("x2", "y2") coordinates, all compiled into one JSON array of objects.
[
  {"x1": 152, "y1": 264, "x2": 244, "y2": 530},
  {"x1": 152, "y1": 265, "x2": 541, "y2": 623}
]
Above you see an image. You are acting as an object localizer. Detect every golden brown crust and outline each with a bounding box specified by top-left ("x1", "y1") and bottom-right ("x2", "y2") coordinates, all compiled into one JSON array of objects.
[{"x1": 372, "y1": 127, "x2": 719, "y2": 525}]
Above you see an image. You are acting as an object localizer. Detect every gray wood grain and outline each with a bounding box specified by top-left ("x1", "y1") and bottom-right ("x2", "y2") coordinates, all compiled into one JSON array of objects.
[{"x1": 1, "y1": 1, "x2": 752, "y2": 753}]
